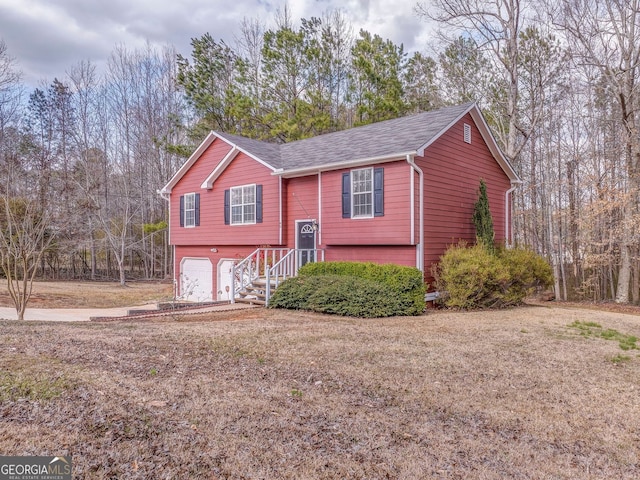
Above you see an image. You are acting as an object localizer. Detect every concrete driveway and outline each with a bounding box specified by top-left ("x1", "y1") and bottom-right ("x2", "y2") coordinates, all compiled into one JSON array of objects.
[
  {"x1": 0, "y1": 302, "x2": 255, "y2": 322},
  {"x1": 0, "y1": 304, "x2": 157, "y2": 322}
]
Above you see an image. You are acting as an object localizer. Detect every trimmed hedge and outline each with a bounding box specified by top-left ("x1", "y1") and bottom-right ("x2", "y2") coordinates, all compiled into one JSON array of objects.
[
  {"x1": 435, "y1": 243, "x2": 553, "y2": 309},
  {"x1": 269, "y1": 261, "x2": 425, "y2": 317}
]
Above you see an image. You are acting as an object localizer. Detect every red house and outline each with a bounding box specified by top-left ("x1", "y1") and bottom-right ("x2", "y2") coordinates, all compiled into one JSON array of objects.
[{"x1": 160, "y1": 102, "x2": 520, "y2": 303}]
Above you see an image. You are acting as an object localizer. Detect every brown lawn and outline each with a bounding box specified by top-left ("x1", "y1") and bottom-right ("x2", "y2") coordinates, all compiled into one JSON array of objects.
[
  {"x1": 0, "y1": 281, "x2": 173, "y2": 309},
  {"x1": 1, "y1": 299, "x2": 639, "y2": 479}
]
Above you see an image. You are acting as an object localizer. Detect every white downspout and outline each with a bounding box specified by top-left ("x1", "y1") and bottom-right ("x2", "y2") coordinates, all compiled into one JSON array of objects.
[
  {"x1": 158, "y1": 189, "x2": 176, "y2": 298},
  {"x1": 504, "y1": 181, "x2": 519, "y2": 248},
  {"x1": 406, "y1": 154, "x2": 424, "y2": 272},
  {"x1": 279, "y1": 176, "x2": 283, "y2": 245},
  {"x1": 409, "y1": 167, "x2": 415, "y2": 243},
  {"x1": 318, "y1": 172, "x2": 322, "y2": 246}
]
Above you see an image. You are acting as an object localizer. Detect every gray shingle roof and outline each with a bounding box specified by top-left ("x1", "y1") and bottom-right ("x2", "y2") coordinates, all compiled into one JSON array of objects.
[
  {"x1": 216, "y1": 102, "x2": 475, "y2": 172},
  {"x1": 214, "y1": 131, "x2": 285, "y2": 169},
  {"x1": 281, "y1": 102, "x2": 474, "y2": 170}
]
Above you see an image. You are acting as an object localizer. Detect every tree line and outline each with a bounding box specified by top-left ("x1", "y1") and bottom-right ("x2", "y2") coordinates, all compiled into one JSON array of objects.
[{"x1": 1, "y1": 0, "x2": 639, "y2": 303}]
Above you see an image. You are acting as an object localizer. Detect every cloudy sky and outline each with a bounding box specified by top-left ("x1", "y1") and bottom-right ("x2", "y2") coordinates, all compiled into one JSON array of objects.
[{"x1": 0, "y1": 0, "x2": 435, "y2": 88}]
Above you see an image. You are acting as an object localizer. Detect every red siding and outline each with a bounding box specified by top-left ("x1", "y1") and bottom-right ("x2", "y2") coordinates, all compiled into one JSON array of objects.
[
  {"x1": 420, "y1": 113, "x2": 511, "y2": 280},
  {"x1": 325, "y1": 245, "x2": 417, "y2": 267},
  {"x1": 285, "y1": 175, "x2": 319, "y2": 247},
  {"x1": 321, "y1": 161, "x2": 413, "y2": 245},
  {"x1": 171, "y1": 139, "x2": 281, "y2": 247}
]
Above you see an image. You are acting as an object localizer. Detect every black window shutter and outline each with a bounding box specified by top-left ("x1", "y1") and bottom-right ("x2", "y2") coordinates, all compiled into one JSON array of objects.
[
  {"x1": 194, "y1": 193, "x2": 200, "y2": 226},
  {"x1": 374, "y1": 167, "x2": 384, "y2": 217},
  {"x1": 256, "y1": 185, "x2": 263, "y2": 223},
  {"x1": 342, "y1": 173, "x2": 351, "y2": 218},
  {"x1": 224, "y1": 190, "x2": 230, "y2": 225},
  {"x1": 179, "y1": 195, "x2": 184, "y2": 227}
]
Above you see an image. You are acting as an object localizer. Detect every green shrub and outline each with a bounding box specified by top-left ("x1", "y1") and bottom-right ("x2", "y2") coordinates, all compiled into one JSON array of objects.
[
  {"x1": 500, "y1": 247, "x2": 555, "y2": 303},
  {"x1": 271, "y1": 275, "x2": 406, "y2": 317},
  {"x1": 270, "y1": 262, "x2": 426, "y2": 317},
  {"x1": 298, "y1": 261, "x2": 424, "y2": 294},
  {"x1": 435, "y1": 243, "x2": 553, "y2": 309}
]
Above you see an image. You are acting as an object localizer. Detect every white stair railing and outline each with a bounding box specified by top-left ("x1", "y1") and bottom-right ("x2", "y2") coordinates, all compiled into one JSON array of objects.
[
  {"x1": 231, "y1": 248, "x2": 290, "y2": 303},
  {"x1": 265, "y1": 249, "x2": 324, "y2": 305}
]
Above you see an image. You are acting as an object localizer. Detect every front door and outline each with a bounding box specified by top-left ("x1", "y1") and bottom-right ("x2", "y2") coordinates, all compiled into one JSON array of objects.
[{"x1": 296, "y1": 220, "x2": 317, "y2": 268}]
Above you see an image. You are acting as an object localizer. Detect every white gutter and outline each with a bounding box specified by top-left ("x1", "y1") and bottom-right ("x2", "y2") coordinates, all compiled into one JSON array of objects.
[
  {"x1": 273, "y1": 151, "x2": 417, "y2": 178},
  {"x1": 406, "y1": 154, "x2": 424, "y2": 272},
  {"x1": 504, "y1": 181, "x2": 521, "y2": 248},
  {"x1": 200, "y1": 146, "x2": 239, "y2": 189}
]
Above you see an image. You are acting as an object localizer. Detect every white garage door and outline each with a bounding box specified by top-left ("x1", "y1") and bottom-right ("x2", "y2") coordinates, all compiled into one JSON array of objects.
[
  {"x1": 217, "y1": 259, "x2": 235, "y2": 301},
  {"x1": 180, "y1": 258, "x2": 213, "y2": 302}
]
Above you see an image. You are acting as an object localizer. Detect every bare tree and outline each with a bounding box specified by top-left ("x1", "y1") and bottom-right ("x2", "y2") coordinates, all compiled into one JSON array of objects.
[
  {"x1": 415, "y1": 0, "x2": 530, "y2": 162},
  {"x1": 0, "y1": 195, "x2": 53, "y2": 320},
  {"x1": 0, "y1": 39, "x2": 23, "y2": 195},
  {"x1": 555, "y1": 0, "x2": 640, "y2": 303},
  {"x1": 68, "y1": 61, "x2": 101, "y2": 279},
  {"x1": 0, "y1": 40, "x2": 22, "y2": 133}
]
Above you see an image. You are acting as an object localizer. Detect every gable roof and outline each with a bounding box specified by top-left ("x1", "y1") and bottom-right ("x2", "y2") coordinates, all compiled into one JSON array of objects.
[
  {"x1": 161, "y1": 102, "x2": 519, "y2": 194},
  {"x1": 214, "y1": 131, "x2": 285, "y2": 169},
  {"x1": 280, "y1": 102, "x2": 475, "y2": 172}
]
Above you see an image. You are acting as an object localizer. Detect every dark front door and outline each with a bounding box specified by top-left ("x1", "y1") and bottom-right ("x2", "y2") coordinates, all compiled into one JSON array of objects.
[{"x1": 296, "y1": 220, "x2": 316, "y2": 268}]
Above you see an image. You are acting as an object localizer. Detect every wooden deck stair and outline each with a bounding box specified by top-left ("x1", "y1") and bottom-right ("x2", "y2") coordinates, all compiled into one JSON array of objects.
[
  {"x1": 235, "y1": 277, "x2": 277, "y2": 306},
  {"x1": 232, "y1": 248, "x2": 324, "y2": 306}
]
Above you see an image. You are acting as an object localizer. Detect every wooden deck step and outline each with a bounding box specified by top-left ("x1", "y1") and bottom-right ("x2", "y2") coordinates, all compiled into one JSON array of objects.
[
  {"x1": 235, "y1": 297, "x2": 266, "y2": 306},
  {"x1": 234, "y1": 276, "x2": 280, "y2": 307},
  {"x1": 251, "y1": 278, "x2": 278, "y2": 287}
]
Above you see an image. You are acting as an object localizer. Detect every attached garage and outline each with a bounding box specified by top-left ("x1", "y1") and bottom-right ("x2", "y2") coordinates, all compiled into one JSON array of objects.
[{"x1": 180, "y1": 258, "x2": 213, "y2": 301}]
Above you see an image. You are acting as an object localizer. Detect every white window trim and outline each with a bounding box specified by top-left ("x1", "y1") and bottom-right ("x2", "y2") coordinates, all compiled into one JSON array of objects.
[
  {"x1": 230, "y1": 183, "x2": 257, "y2": 225},
  {"x1": 351, "y1": 167, "x2": 374, "y2": 219},
  {"x1": 464, "y1": 123, "x2": 472, "y2": 144},
  {"x1": 184, "y1": 192, "x2": 196, "y2": 228}
]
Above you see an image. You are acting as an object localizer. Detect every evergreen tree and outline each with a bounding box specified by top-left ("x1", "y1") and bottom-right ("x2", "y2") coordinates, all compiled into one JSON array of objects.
[
  {"x1": 404, "y1": 52, "x2": 442, "y2": 113},
  {"x1": 176, "y1": 34, "x2": 241, "y2": 137},
  {"x1": 438, "y1": 36, "x2": 493, "y2": 106},
  {"x1": 473, "y1": 179, "x2": 495, "y2": 251},
  {"x1": 348, "y1": 30, "x2": 407, "y2": 126}
]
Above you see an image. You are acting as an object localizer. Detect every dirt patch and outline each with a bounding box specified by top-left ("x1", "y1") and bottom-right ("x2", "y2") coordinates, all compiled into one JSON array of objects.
[
  {"x1": 1, "y1": 306, "x2": 639, "y2": 478},
  {"x1": 0, "y1": 281, "x2": 173, "y2": 309}
]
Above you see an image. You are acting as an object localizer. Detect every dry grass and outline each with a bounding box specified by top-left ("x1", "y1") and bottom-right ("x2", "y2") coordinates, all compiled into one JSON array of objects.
[
  {"x1": 1, "y1": 305, "x2": 639, "y2": 478},
  {"x1": 0, "y1": 281, "x2": 173, "y2": 308}
]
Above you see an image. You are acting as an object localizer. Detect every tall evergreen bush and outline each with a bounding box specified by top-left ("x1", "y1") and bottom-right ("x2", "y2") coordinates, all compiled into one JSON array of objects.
[{"x1": 473, "y1": 179, "x2": 495, "y2": 251}]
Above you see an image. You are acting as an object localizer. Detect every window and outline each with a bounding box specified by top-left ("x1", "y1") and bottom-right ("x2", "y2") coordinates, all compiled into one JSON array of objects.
[
  {"x1": 231, "y1": 184, "x2": 256, "y2": 224},
  {"x1": 224, "y1": 184, "x2": 263, "y2": 225},
  {"x1": 342, "y1": 167, "x2": 384, "y2": 218},
  {"x1": 184, "y1": 193, "x2": 196, "y2": 227},
  {"x1": 352, "y1": 168, "x2": 373, "y2": 218},
  {"x1": 179, "y1": 193, "x2": 200, "y2": 227}
]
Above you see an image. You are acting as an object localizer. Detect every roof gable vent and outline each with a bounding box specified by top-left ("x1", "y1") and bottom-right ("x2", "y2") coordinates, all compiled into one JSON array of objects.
[{"x1": 464, "y1": 123, "x2": 471, "y2": 144}]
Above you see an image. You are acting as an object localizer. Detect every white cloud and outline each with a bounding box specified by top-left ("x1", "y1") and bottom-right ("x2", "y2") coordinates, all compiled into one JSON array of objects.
[{"x1": 0, "y1": 0, "x2": 432, "y2": 88}]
